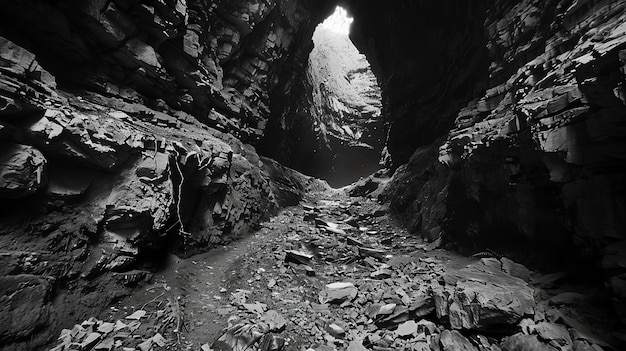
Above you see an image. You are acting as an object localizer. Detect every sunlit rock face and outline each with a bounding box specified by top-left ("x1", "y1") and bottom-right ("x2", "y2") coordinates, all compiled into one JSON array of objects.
[{"x1": 260, "y1": 7, "x2": 384, "y2": 186}]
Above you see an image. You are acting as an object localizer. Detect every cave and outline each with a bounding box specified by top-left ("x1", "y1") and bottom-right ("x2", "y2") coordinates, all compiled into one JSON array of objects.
[
  {"x1": 0, "y1": 0, "x2": 626, "y2": 350},
  {"x1": 259, "y1": 5, "x2": 385, "y2": 187}
]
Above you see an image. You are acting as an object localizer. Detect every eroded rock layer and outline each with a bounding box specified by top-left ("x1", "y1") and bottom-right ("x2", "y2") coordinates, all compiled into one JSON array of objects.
[{"x1": 344, "y1": 0, "x2": 493, "y2": 167}]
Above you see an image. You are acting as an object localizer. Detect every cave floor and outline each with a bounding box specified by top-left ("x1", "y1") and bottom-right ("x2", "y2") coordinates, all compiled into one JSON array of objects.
[{"x1": 49, "y1": 188, "x2": 620, "y2": 351}]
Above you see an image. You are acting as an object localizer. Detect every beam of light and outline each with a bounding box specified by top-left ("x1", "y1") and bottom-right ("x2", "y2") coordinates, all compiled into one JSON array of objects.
[{"x1": 319, "y1": 6, "x2": 353, "y2": 35}]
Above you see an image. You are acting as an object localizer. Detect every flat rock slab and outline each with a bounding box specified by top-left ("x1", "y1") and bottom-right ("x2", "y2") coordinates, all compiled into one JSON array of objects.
[
  {"x1": 346, "y1": 339, "x2": 367, "y2": 351},
  {"x1": 284, "y1": 250, "x2": 313, "y2": 265},
  {"x1": 259, "y1": 310, "x2": 286, "y2": 332},
  {"x1": 319, "y1": 282, "x2": 358, "y2": 304},
  {"x1": 501, "y1": 257, "x2": 531, "y2": 282},
  {"x1": 433, "y1": 261, "x2": 535, "y2": 331},
  {"x1": 326, "y1": 323, "x2": 345, "y2": 337},
  {"x1": 396, "y1": 320, "x2": 418, "y2": 337},
  {"x1": 535, "y1": 322, "x2": 572, "y2": 348}
]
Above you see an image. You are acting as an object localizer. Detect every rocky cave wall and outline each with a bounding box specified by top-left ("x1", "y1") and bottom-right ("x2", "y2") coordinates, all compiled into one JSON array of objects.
[
  {"x1": 0, "y1": 0, "x2": 339, "y2": 142},
  {"x1": 364, "y1": 0, "x2": 626, "y2": 324},
  {"x1": 1, "y1": 0, "x2": 626, "y2": 348},
  {"x1": 0, "y1": 0, "x2": 334, "y2": 349},
  {"x1": 0, "y1": 0, "x2": 342, "y2": 262},
  {"x1": 344, "y1": 0, "x2": 494, "y2": 167},
  {"x1": 260, "y1": 0, "x2": 492, "y2": 183}
]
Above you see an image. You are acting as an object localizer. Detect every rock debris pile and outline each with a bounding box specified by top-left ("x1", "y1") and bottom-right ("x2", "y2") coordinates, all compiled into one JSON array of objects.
[
  {"x1": 150, "y1": 190, "x2": 616, "y2": 351},
  {"x1": 50, "y1": 311, "x2": 168, "y2": 351}
]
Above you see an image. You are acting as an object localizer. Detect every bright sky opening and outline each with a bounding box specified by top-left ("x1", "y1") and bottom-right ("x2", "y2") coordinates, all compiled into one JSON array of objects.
[{"x1": 319, "y1": 6, "x2": 353, "y2": 35}]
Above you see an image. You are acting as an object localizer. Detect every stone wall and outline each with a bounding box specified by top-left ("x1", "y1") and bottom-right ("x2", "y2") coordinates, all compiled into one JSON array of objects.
[{"x1": 343, "y1": 0, "x2": 493, "y2": 166}]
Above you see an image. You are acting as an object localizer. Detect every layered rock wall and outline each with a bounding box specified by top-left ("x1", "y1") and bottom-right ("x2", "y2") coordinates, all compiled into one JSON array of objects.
[
  {"x1": 0, "y1": 1, "x2": 333, "y2": 347},
  {"x1": 344, "y1": 0, "x2": 492, "y2": 166},
  {"x1": 379, "y1": 0, "x2": 626, "y2": 323},
  {"x1": 0, "y1": 0, "x2": 334, "y2": 142}
]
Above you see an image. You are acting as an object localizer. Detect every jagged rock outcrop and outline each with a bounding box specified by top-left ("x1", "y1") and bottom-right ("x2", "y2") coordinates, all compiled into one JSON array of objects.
[
  {"x1": 0, "y1": 144, "x2": 47, "y2": 199},
  {"x1": 432, "y1": 259, "x2": 535, "y2": 332}
]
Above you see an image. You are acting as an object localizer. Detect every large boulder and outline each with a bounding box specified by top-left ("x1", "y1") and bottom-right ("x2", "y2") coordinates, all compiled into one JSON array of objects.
[{"x1": 432, "y1": 260, "x2": 535, "y2": 331}]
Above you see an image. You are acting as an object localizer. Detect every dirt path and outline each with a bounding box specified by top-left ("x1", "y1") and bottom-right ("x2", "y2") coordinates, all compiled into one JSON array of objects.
[
  {"x1": 99, "y1": 224, "x2": 279, "y2": 350},
  {"x1": 170, "y1": 227, "x2": 279, "y2": 348},
  {"x1": 163, "y1": 188, "x2": 450, "y2": 349}
]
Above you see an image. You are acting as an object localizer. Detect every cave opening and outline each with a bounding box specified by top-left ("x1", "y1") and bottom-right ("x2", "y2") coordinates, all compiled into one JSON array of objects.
[
  {"x1": 306, "y1": 6, "x2": 385, "y2": 188},
  {"x1": 259, "y1": 5, "x2": 386, "y2": 188}
]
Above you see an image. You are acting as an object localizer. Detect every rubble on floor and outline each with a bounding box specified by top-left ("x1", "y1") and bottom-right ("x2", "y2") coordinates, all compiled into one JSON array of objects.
[
  {"x1": 49, "y1": 298, "x2": 179, "y2": 351},
  {"x1": 164, "y1": 191, "x2": 617, "y2": 351}
]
